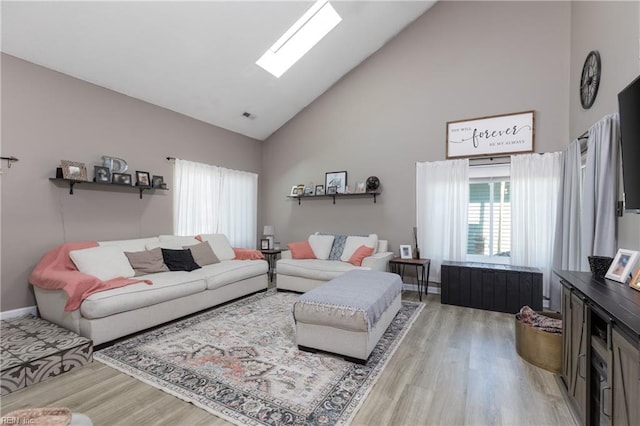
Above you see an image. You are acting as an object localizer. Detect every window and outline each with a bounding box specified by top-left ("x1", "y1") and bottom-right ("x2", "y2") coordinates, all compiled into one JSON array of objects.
[
  {"x1": 467, "y1": 164, "x2": 511, "y2": 262},
  {"x1": 173, "y1": 159, "x2": 258, "y2": 248}
]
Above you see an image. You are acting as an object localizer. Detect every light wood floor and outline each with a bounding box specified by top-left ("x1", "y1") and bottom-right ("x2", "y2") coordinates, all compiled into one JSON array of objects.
[{"x1": 1, "y1": 291, "x2": 575, "y2": 425}]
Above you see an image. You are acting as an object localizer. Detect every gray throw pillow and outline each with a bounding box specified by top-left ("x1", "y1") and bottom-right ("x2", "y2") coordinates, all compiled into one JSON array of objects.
[
  {"x1": 184, "y1": 241, "x2": 220, "y2": 267},
  {"x1": 124, "y1": 247, "x2": 170, "y2": 276}
]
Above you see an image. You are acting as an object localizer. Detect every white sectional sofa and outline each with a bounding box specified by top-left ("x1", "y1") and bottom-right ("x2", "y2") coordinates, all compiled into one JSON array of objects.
[
  {"x1": 33, "y1": 234, "x2": 268, "y2": 345},
  {"x1": 276, "y1": 233, "x2": 394, "y2": 292}
]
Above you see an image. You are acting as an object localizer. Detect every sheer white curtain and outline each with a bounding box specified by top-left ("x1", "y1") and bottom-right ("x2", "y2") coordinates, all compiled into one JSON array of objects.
[
  {"x1": 416, "y1": 159, "x2": 469, "y2": 282},
  {"x1": 511, "y1": 152, "x2": 563, "y2": 298},
  {"x1": 581, "y1": 113, "x2": 619, "y2": 265},
  {"x1": 173, "y1": 159, "x2": 258, "y2": 248}
]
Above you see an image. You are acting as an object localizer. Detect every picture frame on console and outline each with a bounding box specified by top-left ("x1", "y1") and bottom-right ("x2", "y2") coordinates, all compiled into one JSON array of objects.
[
  {"x1": 94, "y1": 166, "x2": 110, "y2": 183},
  {"x1": 260, "y1": 239, "x2": 270, "y2": 250},
  {"x1": 400, "y1": 245, "x2": 413, "y2": 259},
  {"x1": 136, "y1": 171, "x2": 151, "y2": 187},
  {"x1": 630, "y1": 267, "x2": 640, "y2": 292},
  {"x1": 605, "y1": 248, "x2": 640, "y2": 283},
  {"x1": 325, "y1": 171, "x2": 347, "y2": 194},
  {"x1": 112, "y1": 173, "x2": 132, "y2": 186}
]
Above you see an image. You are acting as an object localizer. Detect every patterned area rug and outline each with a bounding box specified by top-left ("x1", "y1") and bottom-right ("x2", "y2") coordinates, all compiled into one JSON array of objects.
[{"x1": 95, "y1": 290, "x2": 423, "y2": 426}]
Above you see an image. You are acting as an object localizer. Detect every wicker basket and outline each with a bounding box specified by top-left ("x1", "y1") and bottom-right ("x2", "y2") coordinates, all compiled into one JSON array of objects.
[{"x1": 515, "y1": 312, "x2": 562, "y2": 373}]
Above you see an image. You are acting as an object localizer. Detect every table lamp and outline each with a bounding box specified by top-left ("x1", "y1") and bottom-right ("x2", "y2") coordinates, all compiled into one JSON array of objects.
[{"x1": 263, "y1": 225, "x2": 275, "y2": 249}]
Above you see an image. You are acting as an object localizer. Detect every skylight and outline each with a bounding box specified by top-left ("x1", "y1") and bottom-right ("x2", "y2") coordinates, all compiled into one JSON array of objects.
[{"x1": 256, "y1": 0, "x2": 342, "y2": 78}]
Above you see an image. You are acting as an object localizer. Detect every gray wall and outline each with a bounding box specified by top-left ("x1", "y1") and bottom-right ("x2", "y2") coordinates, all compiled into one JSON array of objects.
[
  {"x1": 569, "y1": 1, "x2": 640, "y2": 251},
  {"x1": 261, "y1": 1, "x2": 571, "y2": 255},
  {"x1": 0, "y1": 54, "x2": 262, "y2": 311}
]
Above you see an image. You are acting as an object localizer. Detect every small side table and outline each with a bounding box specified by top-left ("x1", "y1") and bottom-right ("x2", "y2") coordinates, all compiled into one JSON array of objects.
[
  {"x1": 261, "y1": 249, "x2": 282, "y2": 283},
  {"x1": 388, "y1": 257, "x2": 431, "y2": 301}
]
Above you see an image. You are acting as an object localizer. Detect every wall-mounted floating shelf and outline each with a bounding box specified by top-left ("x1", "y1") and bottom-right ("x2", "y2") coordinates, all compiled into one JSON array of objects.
[
  {"x1": 49, "y1": 178, "x2": 169, "y2": 199},
  {"x1": 287, "y1": 192, "x2": 380, "y2": 205}
]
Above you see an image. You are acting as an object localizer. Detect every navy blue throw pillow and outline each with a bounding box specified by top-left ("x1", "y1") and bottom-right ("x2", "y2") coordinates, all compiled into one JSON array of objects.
[{"x1": 161, "y1": 248, "x2": 201, "y2": 272}]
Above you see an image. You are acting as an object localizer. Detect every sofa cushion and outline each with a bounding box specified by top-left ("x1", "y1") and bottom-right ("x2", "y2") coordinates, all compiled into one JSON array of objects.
[
  {"x1": 198, "y1": 234, "x2": 236, "y2": 261},
  {"x1": 146, "y1": 235, "x2": 200, "y2": 250},
  {"x1": 69, "y1": 245, "x2": 135, "y2": 281},
  {"x1": 340, "y1": 235, "x2": 378, "y2": 262},
  {"x1": 277, "y1": 258, "x2": 368, "y2": 281},
  {"x1": 184, "y1": 241, "x2": 220, "y2": 267},
  {"x1": 98, "y1": 237, "x2": 161, "y2": 252},
  {"x1": 194, "y1": 260, "x2": 269, "y2": 290},
  {"x1": 348, "y1": 245, "x2": 375, "y2": 266},
  {"x1": 288, "y1": 241, "x2": 316, "y2": 259},
  {"x1": 124, "y1": 247, "x2": 170, "y2": 276},
  {"x1": 318, "y1": 232, "x2": 370, "y2": 260},
  {"x1": 308, "y1": 235, "x2": 335, "y2": 260},
  {"x1": 161, "y1": 248, "x2": 201, "y2": 272},
  {"x1": 80, "y1": 271, "x2": 207, "y2": 319}
]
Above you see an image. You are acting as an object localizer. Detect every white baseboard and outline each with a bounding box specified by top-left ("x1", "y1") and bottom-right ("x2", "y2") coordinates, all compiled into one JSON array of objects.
[{"x1": 0, "y1": 306, "x2": 38, "y2": 321}]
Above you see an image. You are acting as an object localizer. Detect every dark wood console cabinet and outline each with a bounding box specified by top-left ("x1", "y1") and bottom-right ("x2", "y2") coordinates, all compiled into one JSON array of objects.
[
  {"x1": 441, "y1": 261, "x2": 542, "y2": 314},
  {"x1": 556, "y1": 270, "x2": 640, "y2": 426}
]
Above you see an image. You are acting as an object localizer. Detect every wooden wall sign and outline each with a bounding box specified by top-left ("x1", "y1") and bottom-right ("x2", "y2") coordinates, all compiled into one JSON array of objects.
[{"x1": 446, "y1": 110, "x2": 535, "y2": 159}]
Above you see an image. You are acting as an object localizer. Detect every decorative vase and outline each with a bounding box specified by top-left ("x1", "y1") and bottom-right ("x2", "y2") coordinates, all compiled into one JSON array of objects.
[{"x1": 414, "y1": 247, "x2": 420, "y2": 259}]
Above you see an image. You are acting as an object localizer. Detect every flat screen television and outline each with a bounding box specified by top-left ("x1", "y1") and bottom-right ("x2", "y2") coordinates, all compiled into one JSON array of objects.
[{"x1": 618, "y1": 74, "x2": 640, "y2": 213}]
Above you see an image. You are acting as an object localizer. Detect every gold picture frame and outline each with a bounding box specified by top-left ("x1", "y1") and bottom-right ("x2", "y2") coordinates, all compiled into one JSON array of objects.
[
  {"x1": 630, "y1": 267, "x2": 640, "y2": 292},
  {"x1": 60, "y1": 160, "x2": 88, "y2": 181}
]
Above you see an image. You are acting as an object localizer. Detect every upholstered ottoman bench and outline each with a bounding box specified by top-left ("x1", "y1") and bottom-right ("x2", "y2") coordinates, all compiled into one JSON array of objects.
[{"x1": 293, "y1": 269, "x2": 402, "y2": 363}]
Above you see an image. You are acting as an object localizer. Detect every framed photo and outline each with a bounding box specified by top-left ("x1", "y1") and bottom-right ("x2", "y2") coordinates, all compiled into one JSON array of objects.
[
  {"x1": 400, "y1": 245, "x2": 413, "y2": 259},
  {"x1": 152, "y1": 175, "x2": 164, "y2": 188},
  {"x1": 630, "y1": 267, "x2": 640, "y2": 292},
  {"x1": 136, "y1": 171, "x2": 151, "y2": 187},
  {"x1": 315, "y1": 184, "x2": 325, "y2": 195},
  {"x1": 60, "y1": 160, "x2": 88, "y2": 181},
  {"x1": 446, "y1": 110, "x2": 535, "y2": 159},
  {"x1": 327, "y1": 186, "x2": 337, "y2": 195},
  {"x1": 112, "y1": 173, "x2": 132, "y2": 186},
  {"x1": 290, "y1": 185, "x2": 304, "y2": 196},
  {"x1": 325, "y1": 171, "x2": 347, "y2": 194},
  {"x1": 605, "y1": 249, "x2": 640, "y2": 283},
  {"x1": 304, "y1": 185, "x2": 314, "y2": 196},
  {"x1": 260, "y1": 239, "x2": 270, "y2": 250},
  {"x1": 356, "y1": 182, "x2": 366, "y2": 193},
  {"x1": 94, "y1": 166, "x2": 111, "y2": 183}
]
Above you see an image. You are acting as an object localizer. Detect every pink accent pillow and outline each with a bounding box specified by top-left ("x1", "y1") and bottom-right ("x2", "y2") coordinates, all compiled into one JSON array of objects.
[
  {"x1": 233, "y1": 248, "x2": 265, "y2": 260},
  {"x1": 348, "y1": 245, "x2": 375, "y2": 266},
  {"x1": 288, "y1": 241, "x2": 316, "y2": 259}
]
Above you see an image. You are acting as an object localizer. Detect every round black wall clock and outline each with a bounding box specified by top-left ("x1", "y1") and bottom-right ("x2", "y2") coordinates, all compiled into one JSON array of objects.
[{"x1": 580, "y1": 50, "x2": 601, "y2": 109}]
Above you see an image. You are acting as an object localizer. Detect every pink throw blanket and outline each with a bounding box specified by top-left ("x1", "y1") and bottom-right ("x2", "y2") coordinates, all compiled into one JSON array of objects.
[
  {"x1": 29, "y1": 241, "x2": 152, "y2": 311},
  {"x1": 233, "y1": 248, "x2": 265, "y2": 260}
]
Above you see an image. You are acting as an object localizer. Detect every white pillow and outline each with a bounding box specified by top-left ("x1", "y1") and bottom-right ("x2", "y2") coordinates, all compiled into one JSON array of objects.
[
  {"x1": 308, "y1": 235, "x2": 335, "y2": 260},
  {"x1": 377, "y1": 240, "x2": 388, "y2": 253},
  {"x1": 98, "y1": 237, "x2": 161, "y2": 253},
  {"x1": 159, "y1": 235, "x2": 200, "y2": 246},
  {"x1": 340, "y1": 234, "x2": 379, "y2": 262},
  {"x1": 69, "y1": 245, "x2": 135, "y2": 281},
  {"x1": 198, "y1": 234, "x2": 235, "y2": 261}
]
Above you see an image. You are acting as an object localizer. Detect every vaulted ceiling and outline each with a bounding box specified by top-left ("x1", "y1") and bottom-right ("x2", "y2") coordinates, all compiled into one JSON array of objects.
[{"x1": 1, "y1": 1, "x2": 436, "y2": 140}]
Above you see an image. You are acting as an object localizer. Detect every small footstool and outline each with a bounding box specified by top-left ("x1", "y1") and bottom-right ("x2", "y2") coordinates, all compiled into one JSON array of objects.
[{"x1": 293, "y1": 270, "x2": 402, "y2": 363}]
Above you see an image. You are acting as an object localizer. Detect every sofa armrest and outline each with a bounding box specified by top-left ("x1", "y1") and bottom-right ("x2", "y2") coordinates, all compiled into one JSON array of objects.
[
  {"x1": 280, "y1": 250, "x2": 292, "y2": 260},
  {"x1": 361, "y1": 251, "x2": 394, "y2": 271}
]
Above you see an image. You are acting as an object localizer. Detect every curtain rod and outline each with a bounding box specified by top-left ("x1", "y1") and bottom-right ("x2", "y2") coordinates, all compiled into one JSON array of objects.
[{"x1": 166, "y1": 157, "x2": 176, "y2": 161}]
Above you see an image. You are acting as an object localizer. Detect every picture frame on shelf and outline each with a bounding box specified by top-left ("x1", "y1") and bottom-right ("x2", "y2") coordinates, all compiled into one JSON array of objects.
[
  {"x1": 315, "y1": 184, "x2": 325, "y2": 195},
  {"x1": 94, "y1": 166, "x2": 111, "y2": 183},
  {"x1": 400, "y1": 245, "x2": 413, "y2": 259},
  {"x1": 327, "y1": 186, "x2": 337, "y2": 195},
  {"x1": 135, "y1": 171, "x2": 151, "y2": 187},
  {"x1": 605, "y1": 248, "x2": 640, "y2": 283},
  {"x1": 304, "y1": 185, "x2": 314, "y2": 196},
  {"x1": 290, "y1": 185, "x2": 304, "y2": 196},
  {"x1": 112, "y1": 173, "x2": 132, "y2": 186},
  {"x1": 152, "y1": 175, "x2": 164, "y2": 188},
  {"x1": 260, "y1": 239, "x2": 270, "y2": 250},
  {"x1": 630, "y1": 267, "x2": 640, "y2": 292},
  {"x1": 356, "y1": 182, "x2": 366, "y2": 193},
  {"x1": 325, "y1": 171, "x2": 347, "y2": 194},
  {"x1": 61, "y1": 160, "x2": 88, "y2": 181}
]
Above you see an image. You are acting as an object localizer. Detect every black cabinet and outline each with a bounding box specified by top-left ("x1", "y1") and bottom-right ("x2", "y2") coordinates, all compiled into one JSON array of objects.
[{"x1": 441, "y1": 261, "x2": 542, "y2": 313}]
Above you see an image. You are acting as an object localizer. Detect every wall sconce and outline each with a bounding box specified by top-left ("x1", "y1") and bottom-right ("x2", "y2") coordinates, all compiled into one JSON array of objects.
[{"x1": 263, "y1": 225, "x2": 275, "y2": 249}]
